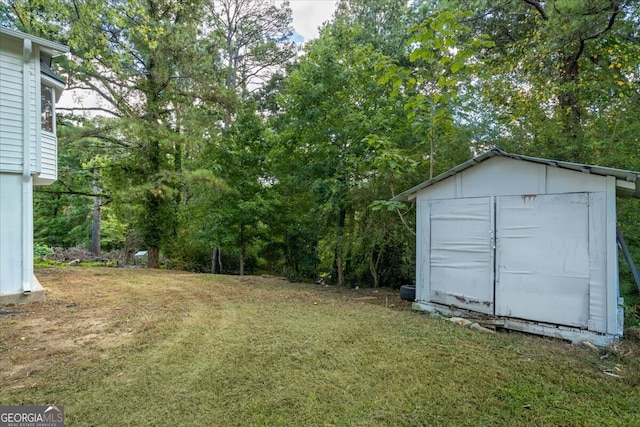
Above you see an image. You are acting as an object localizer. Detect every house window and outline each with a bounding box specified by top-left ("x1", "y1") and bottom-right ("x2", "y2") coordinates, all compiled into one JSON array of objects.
[{"x1": 41, "y1": 84, "x2": 55, "y2": 133}]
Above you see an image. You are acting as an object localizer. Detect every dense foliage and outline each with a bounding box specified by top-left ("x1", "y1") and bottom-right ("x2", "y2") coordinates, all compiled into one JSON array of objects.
[{"x1": 1, "y1": 1, "x2": 639, "y2": 303}]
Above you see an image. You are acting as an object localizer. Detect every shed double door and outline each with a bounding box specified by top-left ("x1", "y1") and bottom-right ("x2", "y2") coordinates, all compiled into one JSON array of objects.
[{"x1": 427, "y1": 193, "x2": 590, "y2": 327}]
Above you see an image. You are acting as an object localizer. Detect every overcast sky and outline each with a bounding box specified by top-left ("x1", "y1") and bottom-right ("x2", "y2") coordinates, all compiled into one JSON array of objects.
[{"x1": 288, "y1": 0, "x2": 338, "y2": 42}]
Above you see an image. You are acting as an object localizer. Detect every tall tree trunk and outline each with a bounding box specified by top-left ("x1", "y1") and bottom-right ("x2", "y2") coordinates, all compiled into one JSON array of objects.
[
  {"x1": 369, "y1": 248, "x2": 383, "y2": 288},
  {"x1": 334, "y1": 208, "x2": 347, "y2": 285},
  {"x1": 336, "y1": 251, "x2": 344, "y2": 286},
  {"x1": 148, "y1": 246, "x2": 160, "y2": 269},
  {"x1": 429, "y1": 102, "x2": 435, "y2": 179},
  {"x1": 173, "y1": 126, "x2": 183, "y2": 239},
  {"x1": 211, "y1": 248, "x2": 217, "y2": 274},
  {"x1": 558, "y1": 47, "x2": 583, "y2": 161},
  {"x1": 211, "y1": 247, "x2": 222, "y2": 274},
  {"x1": 143, "y1": 125, "x2": 168, "y2": 269},
  {"x1": 144, "y1": 49, "x2": 169, "y2": 269},
  {"x1": 239, "y1": 225, "x2": 245, "y2": 276},
  {"x1": 91, "y1": 167, "x2": 101, "y2": 256}
]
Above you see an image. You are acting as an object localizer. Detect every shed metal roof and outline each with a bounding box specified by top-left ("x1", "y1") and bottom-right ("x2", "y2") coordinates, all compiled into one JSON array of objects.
[{"x1": 392, "y1": 147, "x2": 640, "y2": 201}]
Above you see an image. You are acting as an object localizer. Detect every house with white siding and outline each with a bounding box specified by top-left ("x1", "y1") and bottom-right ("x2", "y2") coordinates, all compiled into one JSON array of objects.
[{"x1": 0, "y1": 27, "x2": 68, "y2": 304}]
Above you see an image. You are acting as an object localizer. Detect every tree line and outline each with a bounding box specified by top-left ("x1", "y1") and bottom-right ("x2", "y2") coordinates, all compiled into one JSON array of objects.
[{"x1": 2, "y1": 0, "x2": 639, "y2": 293}]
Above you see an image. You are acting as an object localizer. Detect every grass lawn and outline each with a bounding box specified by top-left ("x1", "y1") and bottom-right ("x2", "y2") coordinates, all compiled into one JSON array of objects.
[{"x1": 1, "y1": 267, "x2": 640, "y2": 426}]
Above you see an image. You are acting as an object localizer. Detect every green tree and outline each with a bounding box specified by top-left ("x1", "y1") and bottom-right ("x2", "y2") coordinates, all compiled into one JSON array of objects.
[
  {"x1": 334, "y1": 0, "x2": 413, "y2": 60},
  {"x1": 271, "y1": 4, "x2": 421, "y2": 286},
  {"x1": 198, "y1": 0, "x2": 295, "y2": 272},
  {"x1": 193, "y1": 100, "x2": 274, "y2": 274},
  {"x1": 378, "y1": 9, "x2": 494, "y2": 178},
  {"x1": 451, "y1": 0, "x2": 640, "y2": 163},
  {"x1": 32, "y1": 119, "x2": 127, "y2": 252},
  {"x1": 208, "y1": 0, "x2": 295, "y2": 94},
  {"x1": 3, "y1": 0, "x2": 226, "y2": 267}
]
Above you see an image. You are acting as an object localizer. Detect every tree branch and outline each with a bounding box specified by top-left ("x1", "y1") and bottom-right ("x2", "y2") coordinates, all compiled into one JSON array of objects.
[
  {"x1": 57, "y1": 106, "x2": 122, "y2": 117},
  {"x1": 395, "y1": 206, "x2": 416, "y2": 236},
  {"x1": 35, "y1": 187, "x2": 111, "y2": 202},
  {"x1": 582, "y1": 4, "x2": 619, "y2": 42},
  {"x1": 521, "y1": 0, "x2": 548, "y2": 20}
]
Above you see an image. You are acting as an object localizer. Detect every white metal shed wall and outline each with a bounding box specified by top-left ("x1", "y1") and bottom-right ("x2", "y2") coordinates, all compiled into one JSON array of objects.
[{"x1": 413, "y1": 156, "x2": 620, "y2": 339}]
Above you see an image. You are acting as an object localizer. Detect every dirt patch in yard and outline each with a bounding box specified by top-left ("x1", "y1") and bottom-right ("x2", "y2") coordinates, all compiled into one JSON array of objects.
[{"x1": 0, "y1": 267, "x2": 410, "y2": 393}]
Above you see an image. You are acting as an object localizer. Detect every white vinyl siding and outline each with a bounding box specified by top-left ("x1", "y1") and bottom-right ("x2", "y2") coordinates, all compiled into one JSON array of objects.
[
  {"x1": 37, "y1": 132, "x2": 57, "y2": 183},
  {"x1": 0, "y1": 38, "x2": 24, "y2": 173},
  {"x1": 28, "y1": 59, "x2": 38, "y2": 171},
  {"x1": 1, "y1": 37, "x2": 58, "y2": 182}
]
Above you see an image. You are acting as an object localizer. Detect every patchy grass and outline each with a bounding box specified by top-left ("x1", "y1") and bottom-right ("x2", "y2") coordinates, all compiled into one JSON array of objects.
[{"x1": 1, "y1": 267, "x2": 640, "y2": 426}]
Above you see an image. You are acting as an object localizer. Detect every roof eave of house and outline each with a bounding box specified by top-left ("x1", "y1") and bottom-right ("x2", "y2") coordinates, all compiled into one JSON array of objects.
[{"x1": 0, "y1": 26, "x2": 69, "y2": 56}]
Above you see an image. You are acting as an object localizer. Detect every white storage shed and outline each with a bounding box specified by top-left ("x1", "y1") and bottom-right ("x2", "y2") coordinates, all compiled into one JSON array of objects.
[
  {"x1": 393, "y1": 148, "x2": 640, "y2": 346},
  {"x1": 0, "y1": 28, "x2": 68, "y2": 304}
]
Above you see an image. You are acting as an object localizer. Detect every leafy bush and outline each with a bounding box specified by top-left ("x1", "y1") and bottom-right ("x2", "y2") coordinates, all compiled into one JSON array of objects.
[
  {"x1": 34, "y1": 244, "x2": 53, "y2": 260},
  {"x1": 621, "y1": 278, "x2": 640, "y2": 327}
]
